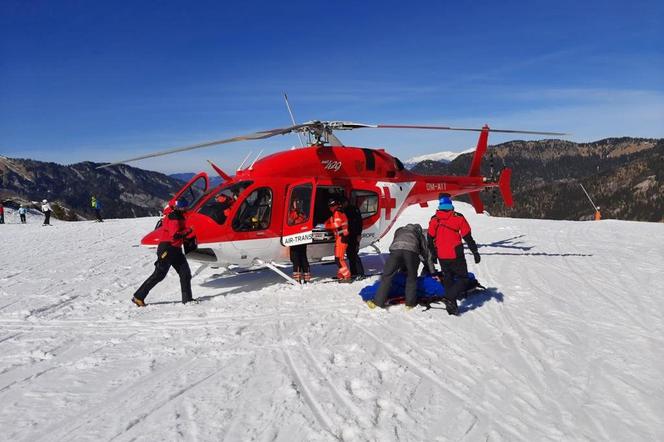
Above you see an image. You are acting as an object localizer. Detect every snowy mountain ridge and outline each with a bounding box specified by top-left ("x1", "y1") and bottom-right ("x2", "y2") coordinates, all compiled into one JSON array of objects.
[
  {"x1": 1, "y1": 202, "x2": 663, "y2": 440},
  {"x1": 404, "y1": 148, "x2": 474, "y2": 168}
]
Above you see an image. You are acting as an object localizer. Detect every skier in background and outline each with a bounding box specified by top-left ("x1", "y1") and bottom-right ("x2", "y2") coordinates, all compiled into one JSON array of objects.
[
  {"x1": 18, "y1": 204, "x2": 27, "y2": 224},
  {"x1": 131, "y1": 199, "x2": 195, "y2": 306},
  {"x1": 91, "y1": 195, "x2": 104, "y2": 222},
  {"x1": 0, "y1": 202, "x2": 4, "y2": 224},
  {"x1": 41, "y1": 199, "x2": 53, "y2": 226},
  {"x1": 427, "y1": 194, "x2": 480, "y2": 316}
]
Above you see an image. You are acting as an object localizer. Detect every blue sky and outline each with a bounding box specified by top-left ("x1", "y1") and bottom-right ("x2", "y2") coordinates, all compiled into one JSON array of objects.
[{"x1": 1, "y1": 0, "x2": 663, "y2": 174}]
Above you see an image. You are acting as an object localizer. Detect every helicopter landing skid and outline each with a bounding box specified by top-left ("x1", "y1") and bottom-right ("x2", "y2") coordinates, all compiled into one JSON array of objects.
[{"x1": 254, "y1": 259, "x2": 299, "y2": 285}]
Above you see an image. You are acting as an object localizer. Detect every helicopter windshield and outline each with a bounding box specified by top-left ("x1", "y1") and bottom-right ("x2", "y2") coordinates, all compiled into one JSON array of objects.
[{"x1": 197, "y1": 181, "x2": 253, "y2": 225}]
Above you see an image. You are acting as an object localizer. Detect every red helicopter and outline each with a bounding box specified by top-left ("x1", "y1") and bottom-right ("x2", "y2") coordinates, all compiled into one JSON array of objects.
[{"x1": 101, "y1": 120, "x2": 563, "y2": 281}]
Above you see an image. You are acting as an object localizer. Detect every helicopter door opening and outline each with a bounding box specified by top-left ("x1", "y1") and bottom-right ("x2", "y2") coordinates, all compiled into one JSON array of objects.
[
  {"x1": 281, "y1": 180, "x2": 316, "y2": 247},
  {"x1": 171, "y1": 172, "x2": 209, "y2": 210},
  {"x1": 312, "y1": 185, "x2": 345, "y2": 243}
]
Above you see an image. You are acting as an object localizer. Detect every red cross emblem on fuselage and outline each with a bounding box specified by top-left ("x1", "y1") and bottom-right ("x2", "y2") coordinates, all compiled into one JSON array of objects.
[{"x1": 381, "y1": 186, "x2": 397, "y2": 220}]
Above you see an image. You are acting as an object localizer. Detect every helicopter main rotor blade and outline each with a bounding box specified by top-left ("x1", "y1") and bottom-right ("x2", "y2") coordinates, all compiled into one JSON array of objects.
[
  {"x1": 97, "y1": 124, "x2": 311, "y2": 169},
  {"x1": 373, "y1": 124, "x2": 567, "y2": 136}
]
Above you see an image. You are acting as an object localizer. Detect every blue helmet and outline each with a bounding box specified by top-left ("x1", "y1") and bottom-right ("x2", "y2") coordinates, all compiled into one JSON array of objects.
[
  {"x1": 174, "y1": 199, "x2": 189, "y2": 209},
  {"x1": 438, "y1": 194, "x2": 454, "y2": 211}
]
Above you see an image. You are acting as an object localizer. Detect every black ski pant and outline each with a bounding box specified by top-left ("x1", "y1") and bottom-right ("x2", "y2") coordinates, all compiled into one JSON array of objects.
[
  {"x1": 289, "y1": 244, "x2": 310, "y2": 273},
  {"x1": 43, "y1": 211, "x2": 51, "y2": 225},
  {"x1": 374, "y1": 249, "x2": 419, "y2": 308},
  {"x1": 95, "y1": 209, "x2": 103, "y2": 222},
  {"x1": 347, "y1": 235, "x2": 365, "y2": 277},
  {"x1": 439, "y1": 257, "x2": 469, "y2": 301},
  {"x1": 134, "y1": 242, "x2": 192, "y2": 303},
  {"x1": 0, "y1": 214, "x2": 3, "y2": 224},
  {"x1": 20, "y1": 214, "x2": 26, "y2": 223}
]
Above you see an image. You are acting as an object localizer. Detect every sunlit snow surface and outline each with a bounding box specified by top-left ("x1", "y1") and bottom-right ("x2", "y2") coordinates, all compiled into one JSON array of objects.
[{"x1": 1, "y1": 204, "x2": 663, "y2": 441}]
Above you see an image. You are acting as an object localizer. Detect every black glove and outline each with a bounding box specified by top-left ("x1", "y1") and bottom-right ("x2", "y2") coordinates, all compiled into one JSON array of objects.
[
  {"x1": 340, "y1": 235, "x2": 349, "y2": 244},
  {"x1": 473, "y1": 251, "x2": 481, "y2": 264}
]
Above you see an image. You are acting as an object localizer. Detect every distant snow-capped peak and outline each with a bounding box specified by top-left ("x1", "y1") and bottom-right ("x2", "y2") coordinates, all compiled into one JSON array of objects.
[{"x1": 404, "y1": 148, "x2": 474, "y2": 168}]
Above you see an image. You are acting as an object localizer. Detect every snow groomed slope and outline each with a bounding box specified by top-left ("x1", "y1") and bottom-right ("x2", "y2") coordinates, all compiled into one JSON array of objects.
[{"x1": 1, "y1": 203, "x2": 663, "y2": 441}]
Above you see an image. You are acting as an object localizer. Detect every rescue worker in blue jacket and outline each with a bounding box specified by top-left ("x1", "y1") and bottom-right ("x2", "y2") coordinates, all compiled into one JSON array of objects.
[{"x1": 132, "y1": 199, "x2": 194, "y2": 306}]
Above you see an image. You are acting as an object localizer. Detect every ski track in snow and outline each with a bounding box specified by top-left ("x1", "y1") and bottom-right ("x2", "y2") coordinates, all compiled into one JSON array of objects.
[{"x1": 1, "y1": 205, "x2": 663, "y2": 441}]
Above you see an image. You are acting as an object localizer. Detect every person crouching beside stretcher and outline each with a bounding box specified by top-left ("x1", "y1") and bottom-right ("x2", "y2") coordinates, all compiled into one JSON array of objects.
[
  {"x1": 325, "y1": 198, "x2": 352, "y2": 282},
  {"x1": 368, "y1": 223, "x2": 437, "y2": 310}
]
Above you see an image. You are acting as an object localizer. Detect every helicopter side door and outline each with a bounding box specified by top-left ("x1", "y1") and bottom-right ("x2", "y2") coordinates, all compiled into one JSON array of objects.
[
  {"x1": 281, "y1": 179, "x2": 316, "y2": 247},
  {"x1": 170, "y1": 172, "x2": 209, "y2": 208}
]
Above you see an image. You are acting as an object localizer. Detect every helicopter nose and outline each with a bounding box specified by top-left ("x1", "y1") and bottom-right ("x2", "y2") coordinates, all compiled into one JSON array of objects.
[{"x1": 140, "y1": 229, "x2": 162, "y2": 246}]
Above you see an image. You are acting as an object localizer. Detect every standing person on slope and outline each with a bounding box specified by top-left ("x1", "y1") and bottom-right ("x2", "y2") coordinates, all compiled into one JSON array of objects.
[
  {"x1": 18, "y1": 204, "x2": 27, "y2": 224},
  {"x1": 342, "y1": 197, "x2": 365, "y2": 279},
  {"x1": 0, "y1": 202, "x2": 4, "y2": 224},
  {"x1": 288, "y1": 198, "x2": 311, "y2": 283},
  {"x1": 132, "y1": 199, "x2": 195, "y2": 306},
  {"x1": 41, "y1": 199, "x2": 53, "y2": 225},
  {"x1": 427, "y1": 194, "x2": 480, "y2": 316},
  {"x1": 91, "y1": 195, "x2": 104, "y2": 222},
  {"x1": 325, "y1": 198, "x2": 352, "y2": 282}
]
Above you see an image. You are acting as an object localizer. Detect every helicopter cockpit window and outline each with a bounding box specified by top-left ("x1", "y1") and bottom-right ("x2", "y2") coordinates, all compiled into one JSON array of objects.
[
  {"x1": 232, "y1": 187, "x2": 273, "y2": 232},
  {"x1": 351, "y1": 190, "x2": 378, "y2": 219},
  {"x1": 178, "y1": 175, "x2": 208, "y2": 209},
  {"x1": 198, "y1": 181, "x2": 253, "y2": 225},
  {"x1": 287, "y1": 184, "x2": 312, "y2": 226}
]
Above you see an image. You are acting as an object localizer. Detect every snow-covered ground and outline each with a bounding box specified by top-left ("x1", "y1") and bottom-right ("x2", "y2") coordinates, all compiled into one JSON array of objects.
[{"x1": 1, "y1": 203, "x2": 663, "y2": 441}]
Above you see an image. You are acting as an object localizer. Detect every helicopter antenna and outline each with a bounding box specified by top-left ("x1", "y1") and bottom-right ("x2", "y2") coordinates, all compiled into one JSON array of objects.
[
  {"x1": 249, "y1": 149, "x2": 264, "y2": 170},
  {"x1": 284, "y1": 93, "x2": 304, "y2": 147},
  {"x1": 237, "y1": 150, "x2": 253, "y2": 171}
]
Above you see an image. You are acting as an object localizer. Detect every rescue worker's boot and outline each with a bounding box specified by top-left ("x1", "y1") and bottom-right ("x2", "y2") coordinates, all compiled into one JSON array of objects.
[
  {"x1": 442, "y1": 296, "x2": 458, "y2": 316},
  {"x1": 131, "y1": 297, "x2": 146, "y2": 307},
  {"x1": 293, "y1": 271, "x2": 301, "y2": 284},
  {"x1": 303, "y1": 272, "x2": 311, "y2": 284}
]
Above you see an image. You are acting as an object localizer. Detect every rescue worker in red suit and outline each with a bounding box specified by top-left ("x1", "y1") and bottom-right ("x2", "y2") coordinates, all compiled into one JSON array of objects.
[
  {"x1": 288, "y1": 199, "x2": 311, "y2": 283},
  {"x1": 325, "y1": 198, "x2": 351, "y2": 282},
  {"x1": 427, "y1": 194, "x2": 480, "y2": 315},
  {"x1": 214, "y1": 193, "x2": 234, "y2": 224},
  {"x1": 132, "y1": 199, "x2": 195, "y2": 306}
]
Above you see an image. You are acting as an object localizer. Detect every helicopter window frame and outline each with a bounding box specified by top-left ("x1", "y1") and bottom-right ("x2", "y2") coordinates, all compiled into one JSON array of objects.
[
  {"x1": 350, "y1": 190, "x2": 379, "y2": 219},
  {"x1": 177, "y1": 175, "x2": 208, "y2": 210},
  {"x1": 232, "y1": 186, "x2": 273, "y2": 232},
  {"x1": 197, "y1": 181, "x2": 253, "y2": 225},
  {"x1": 287, "y1": 183, "x2": 313, "y2": 226}
]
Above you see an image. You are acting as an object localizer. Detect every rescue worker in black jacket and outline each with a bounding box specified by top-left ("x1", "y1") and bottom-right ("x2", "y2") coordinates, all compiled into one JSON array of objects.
[
  {"x1": 132, "y1": 199, "x2": 194, "y2": 306},
  {"x1": 342, "y1": 197, "x2": 365, "y2": 279},
  {"x1": 369, "y1": 223, "x2": 437, "y2": 310}
]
